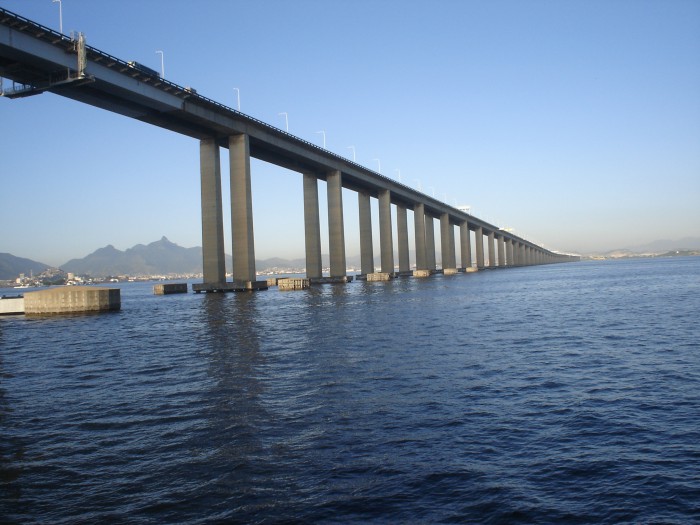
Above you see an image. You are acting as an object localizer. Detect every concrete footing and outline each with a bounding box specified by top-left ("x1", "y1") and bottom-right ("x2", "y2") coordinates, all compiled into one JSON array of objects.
[
  {"x1": 309, "y1": 276, "x2": 353, "y2": 284},
  {"x1": 24, "y1": 287, "x2": 120, "y2": 315},
  {"x1": 465, "y1": 267, "x2": 479, "y2": 273},
  {"x1": 192, "y1": 281, "x2": 268, "y2": 293},
  {"x1": 367, "y1": 272, "x2": 393, "y2": 281},
  {"x1": 278, "y1": 278, "x2": 310, "y2": 290},
  {"x1": 413, "y1": 269, "x2": 431, "y2": 278},
  {"x1": 153, "y1": 283, "x2": 188, "y2": 295},
  {"x1": 443, "y1": 268, "x2": 459, "y2": 275},
  {"x1": 0, "y1": 295, "x2": 25, "y2": 315}
]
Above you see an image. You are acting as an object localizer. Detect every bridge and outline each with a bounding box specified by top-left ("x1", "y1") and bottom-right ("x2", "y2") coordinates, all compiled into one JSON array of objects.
[{"x1": 0, "y1": 7, "x2": 579, "y2": 292}]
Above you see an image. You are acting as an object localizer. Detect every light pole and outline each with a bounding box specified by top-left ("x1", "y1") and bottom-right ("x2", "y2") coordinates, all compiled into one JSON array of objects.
[
  {"x1": 52, "y1": 0, "x2": 62, "y2": 34},
  {"x1": 429, "y1": 186, "x2": 435, "y2": 198},
  {"x1": 278, "y1": 112, "x2": 288, "y2": 132},
  {"x1": 415, "y1": 179, "x2": 422, "y2": 191},
  {"x1": 315, "y1": 130, "x2": 326, "y2": 149},
  {"x1": 155, "y1": 50, "x2": 164, "y2": 78},
  {"x1": 373, "y1": 158, "x2": 381, "y2": 174},
  {"x1": 233, "y1": 87, "x2": 240, "y2": 111},
  {"x1": 347, "y1": 145, "x2": 356, "y2": 162},
  {"x1": 394, "y1": 168, "x2": 401, "y2": 182}
]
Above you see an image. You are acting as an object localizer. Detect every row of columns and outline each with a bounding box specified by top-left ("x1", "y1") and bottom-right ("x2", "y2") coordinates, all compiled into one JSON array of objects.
[{"x1": 198, "y1": 134, "x2": 578, "y2": 288}]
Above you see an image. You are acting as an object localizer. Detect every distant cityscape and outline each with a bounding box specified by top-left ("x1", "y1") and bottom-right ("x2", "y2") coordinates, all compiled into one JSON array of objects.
[{"x1": 3, "y1": 251, "x2": 698, "y2": 290}]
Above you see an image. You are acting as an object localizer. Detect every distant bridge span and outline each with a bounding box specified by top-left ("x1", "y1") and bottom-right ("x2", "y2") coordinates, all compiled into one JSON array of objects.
[{"x1": 0, "y1": 7, "x2": 578, "y2": 290}]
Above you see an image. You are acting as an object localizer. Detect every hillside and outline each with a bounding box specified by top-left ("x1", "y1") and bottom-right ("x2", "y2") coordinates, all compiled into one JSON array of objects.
[{"x1": 0, "y1": 253, "x2": 52, "y2": 280}]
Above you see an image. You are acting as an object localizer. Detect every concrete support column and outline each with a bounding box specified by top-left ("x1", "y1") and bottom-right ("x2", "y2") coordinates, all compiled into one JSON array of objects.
[
  {"x1": 397, "y1": 204, "x2": 410, "y2": 273},
  {"x1": 440, "y1": 213, "x2": 451, "y2": 271},
  {"x1": 378, "y1": 189, "x2": 394, "y2": 274},
  {"x1": 413, "y1": 203, "x2": 427, "y2": 271},
  {"x1": 488, "y1": 232, "x2": 496, "y2": 268},
  {"x1": 229, "y1": 134, "x2": 256, "y2": 282},
  {"x1": 358, "y1": 191, "x2": 374, "y2": 275},
  {"x1": 425, "y1": 215, "x2": 436, "y2": 270},
  {"x1": 497, "y1": 235, "x2": 506, "y2": 267},
  {"x1": 327, "y1": 170, "x2": 346, "y2": 278},
  {"x1": 303, "y1": 173, "x2": 323, "y2": 279},
  {"x1": 199, "y1": 138, "x2": 226, "y2": 284},
  {"x1": 448, "y1": 223, "x2": 456, "y2": 268},
  {"x1": 460, "y1": 222, "x2": 472, "y2": 270},
  {"x1": 507, "y1": 239, "x2": 514, "y2": 267},
  {"x1": 475, "y1": 226, "x2": 485, "y2": 269}
]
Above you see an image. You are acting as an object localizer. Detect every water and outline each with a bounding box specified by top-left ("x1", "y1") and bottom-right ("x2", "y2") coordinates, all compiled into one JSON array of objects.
[{"x1": 1, "y1": 257, "x2": 699, "y2": 523}]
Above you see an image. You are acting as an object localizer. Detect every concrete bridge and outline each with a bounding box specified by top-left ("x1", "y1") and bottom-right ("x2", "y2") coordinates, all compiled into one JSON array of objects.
[{"x1": 0, "y1": 7, "x2": 579, "y2": 291}]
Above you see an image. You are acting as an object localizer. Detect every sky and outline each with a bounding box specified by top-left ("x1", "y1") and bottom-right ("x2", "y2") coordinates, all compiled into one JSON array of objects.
[{"x1": 1, "y1": 0, "x2": 699, "y2": 266}]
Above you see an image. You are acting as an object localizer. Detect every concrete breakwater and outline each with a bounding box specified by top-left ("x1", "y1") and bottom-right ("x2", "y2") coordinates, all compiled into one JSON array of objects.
[{"x1": 22, "y1": 287, "x2": 120, "y2": 315}]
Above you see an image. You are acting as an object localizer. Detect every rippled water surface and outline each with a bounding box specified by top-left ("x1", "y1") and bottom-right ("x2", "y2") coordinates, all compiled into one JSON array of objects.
[{"x1": 2, "y1": 257, "x2": 699, "y2": 523}]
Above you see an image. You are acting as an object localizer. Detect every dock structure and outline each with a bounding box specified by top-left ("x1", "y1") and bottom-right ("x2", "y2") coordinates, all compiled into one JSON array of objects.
[
  {"x1": 153, "y1": 283, "x2": 188, "y2": 295},
  {"x1": 0, "y1": 7, "x2": 580, "y2": 297}
]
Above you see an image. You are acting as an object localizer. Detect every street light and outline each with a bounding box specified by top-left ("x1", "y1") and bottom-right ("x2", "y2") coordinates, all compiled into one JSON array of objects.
[
  {"x1": 394, "y1": 168, "x2": 401, "y2": 182},
  {"x1": 373, "y1": 158, "x2": 381, "y2": 174},
  {"x1": 315, "y1": 130, "x2": 326, "y2": 148},
  {"x1": 347, "y1": 145, "x2": 356, "y2": 162},
  {"x1": 429, "y1": 186, "x2": 435, "y2": 197},
  {"x1": 233, "y1": 87, "x2": 240, "y2": 111},
  {"x1": 155, "y1": 50, "x2": 164, "y2": 78},
  {"x1": 52, "y1": 0, "x2": 62, "y2": 34},
  {"x1": 414, "y1": 179, "x2": 422, "y2": 191},
  {"x1": 278, "y1": 112, "x2": 288, "y2": 132}
]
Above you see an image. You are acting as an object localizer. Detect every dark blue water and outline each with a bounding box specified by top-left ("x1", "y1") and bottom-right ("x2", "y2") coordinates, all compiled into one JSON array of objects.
[{"x1": 1, "y1": 257, "x2": 699, "y2": 523}]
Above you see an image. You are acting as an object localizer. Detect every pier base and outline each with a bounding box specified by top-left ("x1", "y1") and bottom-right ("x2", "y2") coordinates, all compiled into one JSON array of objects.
[
  {"x1": 309, "y1": 276, "x2": 353, "y2": 284},
  {"x1": 154, "y1": 283, "x2": 188, "y2": 295},
  {"x1": 443, "y1": 268, "x2": 459, "y2": 275},
  {"x1": 413, "y1": 269, "x2": 431, "y2": 278},
  {"x1": 278, "y1": 278, "x2": 310, "y2": 291},
  {"x1": 192, "y1": 281, "x2": 268, "y2": 293},
  {"x1": 367, "y1": 272, "x2": 393, "y2": 281}
]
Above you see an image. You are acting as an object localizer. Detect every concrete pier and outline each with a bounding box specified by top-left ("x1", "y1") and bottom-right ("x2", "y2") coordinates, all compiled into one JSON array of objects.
[
  {"x1": 379, "y1": 189, "x2": 394, "y2": 274},
  {"x1": 327, "y1": 170, "x2": 346, "y2": 278},
  {"x1": 488, "y1": 232, "x2": 496, "y2": 268},
  {"x1": 200, "y1": 138, "x2": 226, "y2": 285},
  {"x1": 24, "y1": 287, "x2": 120, "y2": 315},
  {"x1": 154, "y1": 283, "x2": 188, "y2": 295},
  {"x1": 414, "y1": 203, "x2": 427, "y2": 271},
  {"x1": 460, "y1": 222, "x2": 472, "y2": 271},
  {"x1": 230, "y1": 134, "x2": 257, "y2": 283},
  {"x1": 497, "y1": 235, "x2": 506, "y2": 267},
  {"x1": 358, "y1": 191, "x2": 374, "y2": 277},
  {"x1": 397, "y1": 204, "x2": 410, "y2": 274},
  {"x1": 303, "y1": 173, "x2": 323, "y2": 279},
  {"x1": 425, "y1": 215, "x2": 436, "y2": 271},
  {"x1": 278, "y1": 278, "x2": 310, "y2": 290},
  {"x1": 367, "y1": 272, "x2": 392, "y2": 281},
  {"x1": 475, "y1": 226, "x2": 485, "y2": 269}
]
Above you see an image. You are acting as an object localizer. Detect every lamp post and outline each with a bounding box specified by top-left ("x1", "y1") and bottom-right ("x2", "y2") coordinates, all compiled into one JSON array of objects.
[
  {"x1": 315, "y1": 130, "x2": 326, "y2": 149},
  {"x1": 155, "y1": 50, "x2": 164, "y2": 78},
  {"x1": 373, "y1": 158, "x2": 381, "y2": 174},
  {"x1": 278, "y1": 112, "x2": 288, "y2": 132},
  {"x1": 233, "y1": 87, "x2": 240, "y2": 111},
  {"x1": 347, "y1": 145, "x2": 356, "y2": 162},
  {"x1": 52, "y1": 0, "x2": 62, "y2": 34},
  {"x1": 395, "y1": 168, "x2": 401, "y2": 182},
  {"x1": 415, "y1": 179, "x2": 422, "y2": 191},
  {"x1": 429, "y1": 186, "x2": 435, "y2": 198}
]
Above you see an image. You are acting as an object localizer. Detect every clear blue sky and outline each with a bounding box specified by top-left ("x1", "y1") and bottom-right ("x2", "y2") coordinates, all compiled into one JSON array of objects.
[{"x1": 2, "y1": 0, "x2": 699, "y2": 266}]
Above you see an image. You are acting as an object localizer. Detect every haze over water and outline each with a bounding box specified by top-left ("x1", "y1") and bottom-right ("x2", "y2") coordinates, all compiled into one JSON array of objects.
[{"x1": 1, "y1": 257, "x2": 699, "y2": 523}]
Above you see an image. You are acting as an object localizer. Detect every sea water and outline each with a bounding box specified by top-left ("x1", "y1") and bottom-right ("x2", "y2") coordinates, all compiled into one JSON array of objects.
[{"x1": 1, "y1": 257, "x2": 699, "y2": 523}]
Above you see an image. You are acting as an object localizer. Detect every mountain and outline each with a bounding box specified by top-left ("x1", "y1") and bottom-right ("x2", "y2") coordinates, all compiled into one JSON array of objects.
[
  {"x1": 0, "y1": 253, "x2": 52, "y2": 280},
  {"x1": 61, "y1": 237, "x2": 214, "y2": 277},
  {"x1": 625, "y1": 237, "x2": 700, "y2": 253}
]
